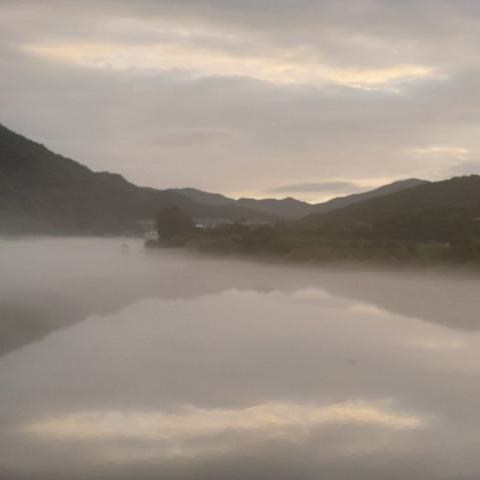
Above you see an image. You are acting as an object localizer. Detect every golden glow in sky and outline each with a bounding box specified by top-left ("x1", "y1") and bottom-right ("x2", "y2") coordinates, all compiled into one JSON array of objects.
[
  {"x1": 24, "y1": 42, "x2": 435, "y2": 90},
  {"x1": 23, "y1": 401, "x2": 423, "y2": 444}
]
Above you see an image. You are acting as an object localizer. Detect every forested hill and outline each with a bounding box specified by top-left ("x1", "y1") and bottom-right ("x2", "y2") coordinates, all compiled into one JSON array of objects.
[
  {"x1": 309, "y1": 178, "x2": 428, "y2": 216},
  {"x1": 0, "y1": 124, "x2": 276, "y2": 234},
  {"x1": 307, "y1": 175, "x2": 480, "y2": 242}
]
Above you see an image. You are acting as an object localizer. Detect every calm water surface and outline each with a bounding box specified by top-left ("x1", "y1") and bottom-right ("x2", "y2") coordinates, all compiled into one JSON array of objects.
[{"x1": 1, "y1": 237, "x2": 480, "y2": 479}]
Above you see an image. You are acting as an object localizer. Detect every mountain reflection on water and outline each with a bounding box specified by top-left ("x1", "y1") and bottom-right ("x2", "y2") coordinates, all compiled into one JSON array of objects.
[{"x1": 1, "y1": 237, "x2": 480, "y2": 480}]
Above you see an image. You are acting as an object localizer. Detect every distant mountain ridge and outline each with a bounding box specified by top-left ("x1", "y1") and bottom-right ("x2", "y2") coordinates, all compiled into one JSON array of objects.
[
  {"x1": 171, "y1": 187, "x2": 317, "y2": 219},
  {"x1": 237, "y1": 197, "x2": 314, "y2": 219},
  {"x1": 175, "y1": 179, "x2": 429, "y2": 220},
  {"x1": 169, "y1": 187, "x2": 234, "y2": 207}
]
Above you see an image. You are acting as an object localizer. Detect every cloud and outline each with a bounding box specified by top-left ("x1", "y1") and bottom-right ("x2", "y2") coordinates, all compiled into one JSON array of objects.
[
  {"x1": 406, "y1": 146, "x2": 470, "y2": 160},
  {"x1": 449, "y1": 160, "x2": 480, "y2": 176},
  {"x1": 2, "y1": 0, "x2": 480, "y2": 197},
  {"x1": 22, "y1": 401, "x2": 424, "y2": 459},
  {"x1": 407, "y1": 338, "x2": 464, "y2": 351},
  {"x1": 22, "y1": 41, "x2": 435, "y2": 90}
]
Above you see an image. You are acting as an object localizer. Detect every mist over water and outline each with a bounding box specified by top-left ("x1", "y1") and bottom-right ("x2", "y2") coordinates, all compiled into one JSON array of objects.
[{"x1": 1, "y1": 237, "x2": 480, "y2": 479}]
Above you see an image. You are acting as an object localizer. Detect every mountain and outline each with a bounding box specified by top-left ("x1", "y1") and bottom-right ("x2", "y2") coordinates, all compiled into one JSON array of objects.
[
  {"x1": 173, "y1": 187, "x2": 313, "y2": 219},
  {"x1": 173, "y1": 179, "x2": 429, "y2": 220},
  {"x1": 0, "y1": 124, "x2": 276, "y2": 235},
  {"x1": 235, "y1": 179, "x2": 428, "y2": 220},
  {"x1": 309, "y1": 178, "x2": 429, "y2": 216},
  {"x1": 170, "y1": 187, "x2": 234, "y2": 207},
  {"x1": 237, "y1": 197, "x2": 314, "y2": 219},
  {"x1": 307, "y1": 175, "x2": 480, "y2": 242}
]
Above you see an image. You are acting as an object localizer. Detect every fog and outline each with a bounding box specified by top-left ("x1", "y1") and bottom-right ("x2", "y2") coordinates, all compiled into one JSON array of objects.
[{"x1": 1, "y1": 237, "x2": 480, "y2": 479}]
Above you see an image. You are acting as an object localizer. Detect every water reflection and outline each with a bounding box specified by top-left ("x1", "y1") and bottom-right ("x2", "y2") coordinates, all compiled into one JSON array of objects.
[
  {"x1": 1, "y1": 237, "x2": 480, "y2": 359},
  {"x1": 1, "y1": 238, "x2": 480, "y2": 479}
]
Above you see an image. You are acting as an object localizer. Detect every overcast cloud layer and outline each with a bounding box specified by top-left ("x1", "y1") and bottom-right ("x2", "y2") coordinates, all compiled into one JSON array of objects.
[{"x1": 1, "y1": 0, "x2": 480, "y2": 200}]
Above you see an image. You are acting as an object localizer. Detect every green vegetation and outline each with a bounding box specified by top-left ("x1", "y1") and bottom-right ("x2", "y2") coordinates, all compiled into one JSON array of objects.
[
  {"x1": 155, "y1": 207, "x2": 194, "y2": 241},
  {"x1": 149, "y1": 180, "x2": 480, "y2": 266}
]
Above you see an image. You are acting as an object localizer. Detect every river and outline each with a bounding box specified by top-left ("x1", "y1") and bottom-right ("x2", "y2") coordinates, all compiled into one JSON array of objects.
[{"x1": 1, "y1": 237, "x2": 479, "y2": 479}]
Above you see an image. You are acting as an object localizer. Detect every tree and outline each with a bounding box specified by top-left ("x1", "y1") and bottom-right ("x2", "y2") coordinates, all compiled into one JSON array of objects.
[
  {"x1": 155, "y1": 207, "x2": 193, "y2": 241},
  {"x1": 448, "y1": 237, "x2": 480, "y2": 262}
]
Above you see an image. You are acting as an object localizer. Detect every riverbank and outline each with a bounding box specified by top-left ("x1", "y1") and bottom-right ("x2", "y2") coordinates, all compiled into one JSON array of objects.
[{"x1": 145, "y1": 229, "x2": 480, "y2": 272}]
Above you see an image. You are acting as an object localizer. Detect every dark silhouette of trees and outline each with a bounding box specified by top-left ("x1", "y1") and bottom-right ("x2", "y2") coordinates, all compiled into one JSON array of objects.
[{"x1": 155, "y1": 207, "x2": 194, "y2": 241}]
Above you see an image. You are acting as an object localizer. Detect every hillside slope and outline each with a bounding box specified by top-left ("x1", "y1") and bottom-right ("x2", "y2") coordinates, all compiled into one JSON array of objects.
[
  {"x1": 237, "y1": 197, "x2": 314, "y2": 219},
  {"x1": 0, "y1": 124, "x2": 275, "y2": 234},
  {"x1": 310, "y1": 179, "x2": 429, "y2": 216},
  {"x1": 308, "y1": 176, "x2": 480, "y2": 241},
  {"x1": 170, "y1": 187, "x2": 234, "y2": 207}
]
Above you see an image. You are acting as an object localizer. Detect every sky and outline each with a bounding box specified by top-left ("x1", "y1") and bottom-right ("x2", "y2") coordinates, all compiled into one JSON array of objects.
[{"x1": 1, "y1": 0, "x2": 480, "y2": 202}]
